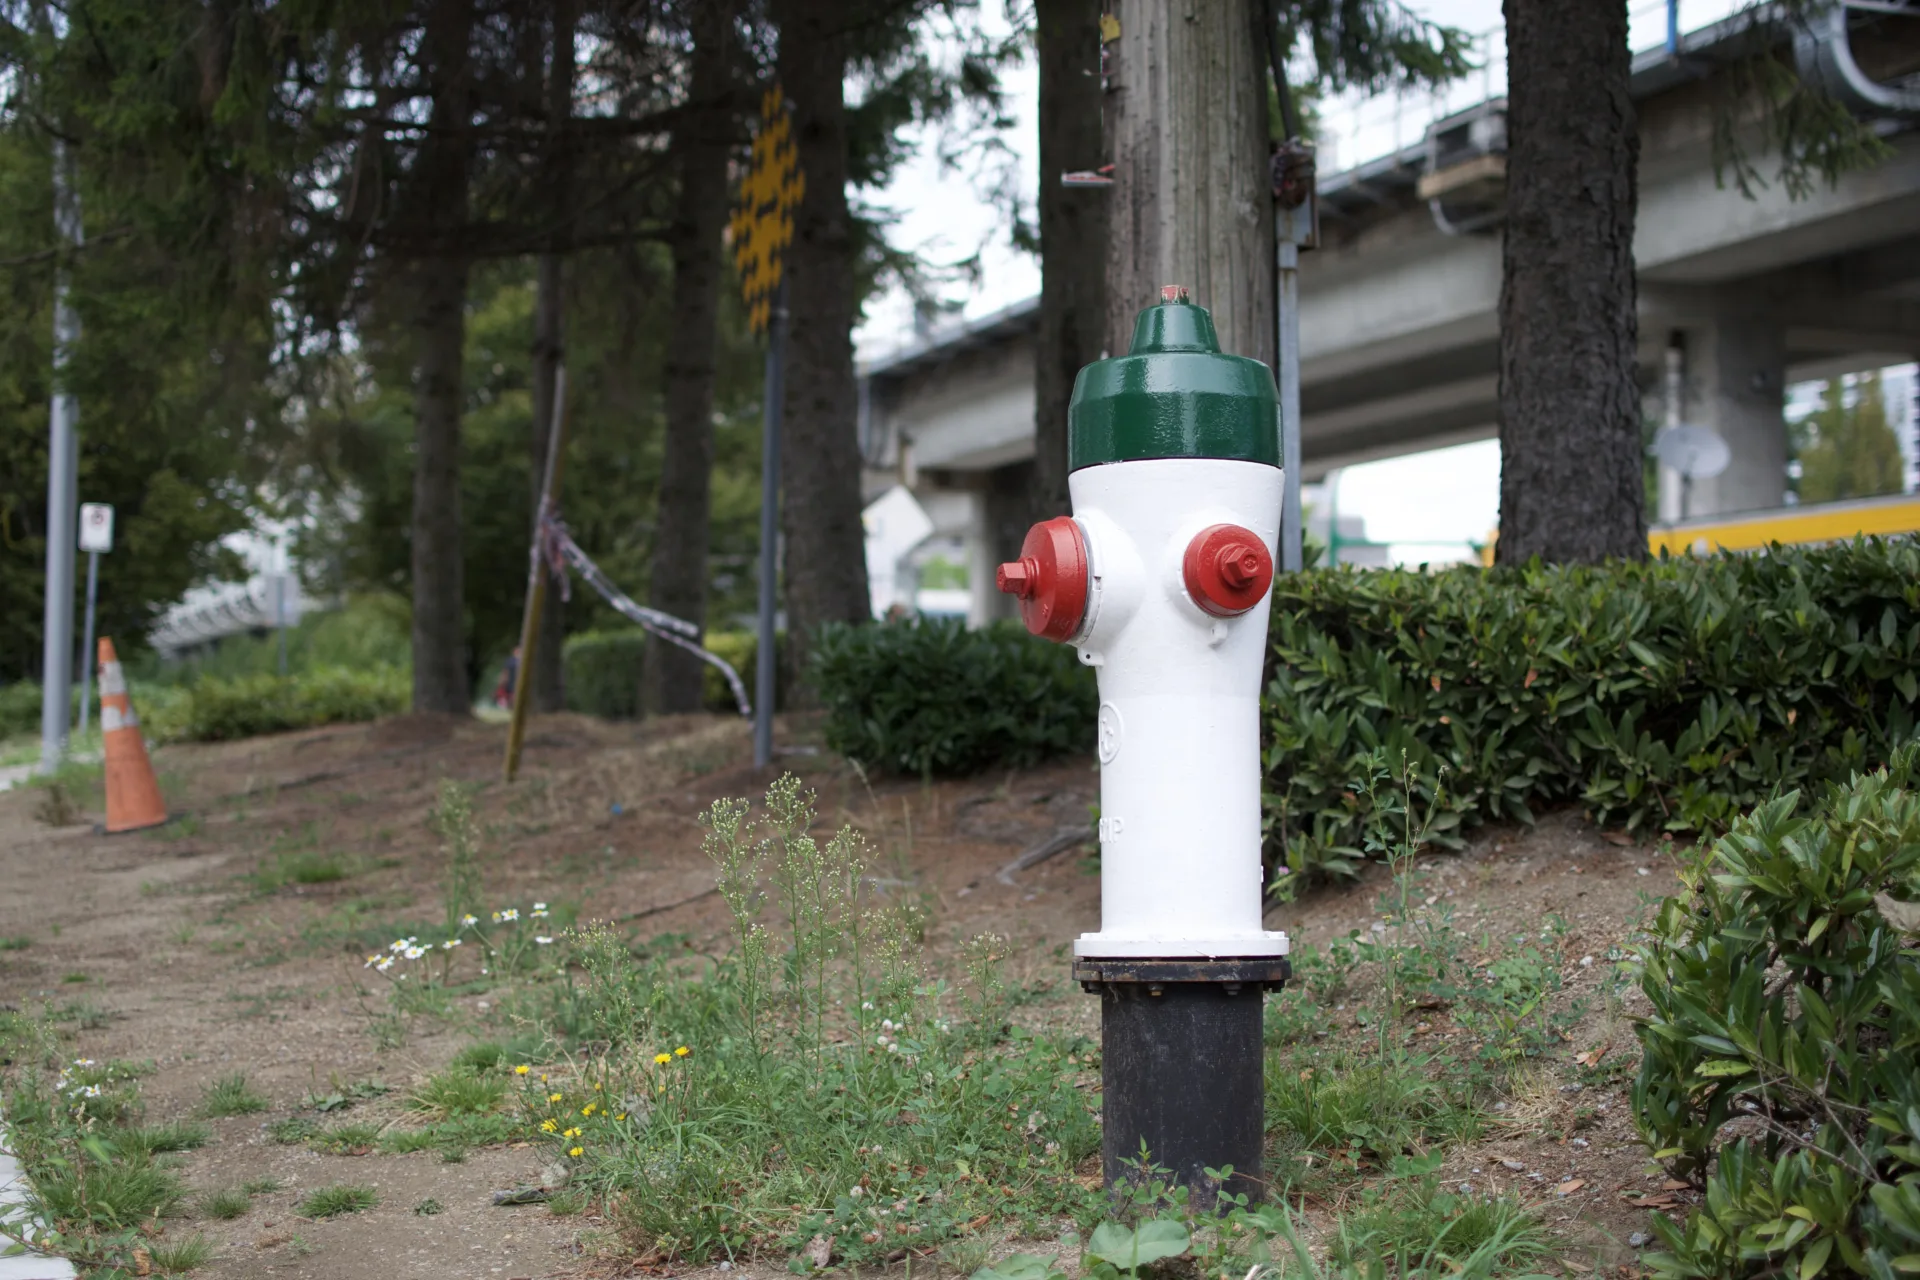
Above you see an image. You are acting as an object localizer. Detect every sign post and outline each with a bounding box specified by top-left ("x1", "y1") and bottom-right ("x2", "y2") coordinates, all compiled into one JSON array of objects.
[
  {"x1": 504, "y1": 368, "x2": 570, "y2": 783},
  {"x1": 730, "y1": 87, "x2": 804, "y2": 770},
  {"x1": 76, "y1": 503, "x2": 113, "y2": 739}
]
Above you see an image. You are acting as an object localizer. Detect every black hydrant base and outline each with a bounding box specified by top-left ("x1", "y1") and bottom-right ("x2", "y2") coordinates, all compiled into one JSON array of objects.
[{"x1": 1093, "y1": 977, "x2": 1270, "y2": 1206}]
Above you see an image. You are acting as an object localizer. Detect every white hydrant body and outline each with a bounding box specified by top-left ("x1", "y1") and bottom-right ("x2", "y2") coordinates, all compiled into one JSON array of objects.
[
  {"x1": 999, "y1": 287, "x2": 1289, "y2": 963},
  {"x1": 1069, "y1": 457, "x2": 1287, "y2": 959}
]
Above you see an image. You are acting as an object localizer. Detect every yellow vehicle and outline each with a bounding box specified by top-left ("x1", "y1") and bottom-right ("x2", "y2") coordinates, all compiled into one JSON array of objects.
[{"x1": 1647, "y1": 492, "x2": 1920, "y2": 556}]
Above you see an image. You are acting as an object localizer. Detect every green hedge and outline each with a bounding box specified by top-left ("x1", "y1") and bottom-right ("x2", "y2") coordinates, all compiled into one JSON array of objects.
[
  {"x1": 150, "y1": 666, "x2": 409, "y2": 742},
  {"x1": 1633, "y1": 744, "x2": 1920, "y2": 1279},
  {"x1": 1263, "y1": 539, "x2": 1920, "y2": 880},
  {"x1": 564, "y1": 629, "x2": 772, "y2": 719},
  {"x1": 813, "y1": 618, "x2": 1097, "y2": 776}
]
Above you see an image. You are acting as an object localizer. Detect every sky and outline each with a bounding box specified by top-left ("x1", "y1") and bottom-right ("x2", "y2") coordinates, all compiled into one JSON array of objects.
[{"x1": 852, "y1": 0, "x2": 1916, "y2": 563}]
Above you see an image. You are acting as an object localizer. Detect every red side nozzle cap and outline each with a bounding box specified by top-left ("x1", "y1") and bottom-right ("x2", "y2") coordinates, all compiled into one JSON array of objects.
[
  {"x1": 1183, "y1": 523, "x2": 1273, "y2": 617},
  {"x1": 996, "y1": 516, "x2": 1089, "y2": 642}
]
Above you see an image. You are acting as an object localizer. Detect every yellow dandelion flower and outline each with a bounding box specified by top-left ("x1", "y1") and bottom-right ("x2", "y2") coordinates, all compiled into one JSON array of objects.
[
  {"x1": 653, "y1": 1053, "x2": 672, "y2": 1065},
  {"x1": 515, "y1": 1065, "x2": 530, "y2": 1075},
  {"x1": 615, "y1": 1113, "x2": 627, "y2": 1121},
  {"x1": 593, "y1": 1083, "x2": 603, "y2": 1091},
  {"x1": 569, "y1": 1146, "x2": 583, "y2": 1158},
  {"x1": 540, "y1": 1119, "x2": 558, "y2": 1133},
  {"x1": 563, "y1": 1127, "x2": 580, "y2": 1138},
  {"x1": 548, "y1": 1092, "x2": 563, "y2": 1103},
  {"x1": 581, "y1": 1104, "x2": 596, "y2": 1117},
  {"x1": 675, "y1": 1046, "x2": 690, "y2": 1057}
]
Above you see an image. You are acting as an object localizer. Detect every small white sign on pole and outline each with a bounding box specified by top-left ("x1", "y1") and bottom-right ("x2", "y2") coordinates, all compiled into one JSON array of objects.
[{"x1": 78, "y1": 503, "x2": 113, "y2": 554}]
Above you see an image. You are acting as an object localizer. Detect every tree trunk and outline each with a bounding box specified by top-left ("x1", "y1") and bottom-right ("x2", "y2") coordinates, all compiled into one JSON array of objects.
[
  {"x1": 527, "y1": 0, "x2": 575, "y2": 712},
  {"x1": 650, "y1": 0, "x2": 734, "y2": 715},
  {"x1": 1104, "y1": 0, "x2": 1272, "y2": 364},
  {"x1": 1495, "y1": 0, "x2": 1644, "y2": 564},
  {"x1": 773, "y1": 0, "x2": 870, "y2": 700},
  {"x1": 409, "y1": 0, "x2": 477, "y2": 715},
  {"x1": 1032, "y1": 0, "x2": 1108, "y2": 520}
]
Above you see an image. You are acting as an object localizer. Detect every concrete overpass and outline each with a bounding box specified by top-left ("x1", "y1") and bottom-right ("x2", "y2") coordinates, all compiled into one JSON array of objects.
[{"x1": 857, "y1": 3, "x2": 1920, "y2": 619}]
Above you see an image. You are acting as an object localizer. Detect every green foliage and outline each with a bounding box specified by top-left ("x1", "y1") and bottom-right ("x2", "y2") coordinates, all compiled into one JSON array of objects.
[
  {"x1": 563, "y1": 630, "x2": 647, "y2": 719},
  {"x1": 1793, "y1": 372, "x2": 1907, "y2": 505},
  {"x1": 198, "y1": 1073, "x2": 267, "y2": 1118},
  {"x1": 117, "y1": 1121, "x2": 209, "y2": 1156},
  {"x1": 813, "y1": 618, "x2": 1097, "y2": 776},
  {"x1": 150, "y1": 666, "x2": 407, "y2": 743},
  {"x1": 1265, "y1": 541, "x2": 1920, "y2": 881},
  {"x1": 1632, "y1": 745, "x2": 1920, "y2": 1279},
  {"x1": 563, "y1": 627, "x2": 774, "y2": 719},
  {"x1": 145, "y1": 595, "x2": 413, "y2": 685},
  {"x1": 295, "y1": 1184, "x2": 379, "y2": 1219}
]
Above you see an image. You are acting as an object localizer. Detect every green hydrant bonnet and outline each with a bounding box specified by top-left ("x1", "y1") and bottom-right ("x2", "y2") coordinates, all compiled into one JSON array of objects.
[{"x1": 1067, "y1": 298, "x2": 1281, "y2": 471}]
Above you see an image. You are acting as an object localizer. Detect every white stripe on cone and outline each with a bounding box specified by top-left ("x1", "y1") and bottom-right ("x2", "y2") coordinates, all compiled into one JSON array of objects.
[
  {"x1": 100, "y1": 663, "x2": 127, "y2": 696},
  {"x1": 102, "y1": 705, "x2": 138, "y2": 732}
]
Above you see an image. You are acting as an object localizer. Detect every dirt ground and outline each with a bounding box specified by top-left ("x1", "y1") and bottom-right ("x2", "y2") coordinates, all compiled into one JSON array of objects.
[{"x1": 0, "y1": 711, "x2": 1691, "y2": 1278}]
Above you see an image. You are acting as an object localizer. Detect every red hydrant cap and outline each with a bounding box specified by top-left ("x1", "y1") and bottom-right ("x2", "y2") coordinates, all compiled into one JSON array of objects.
[
  {"x1": 996, "y1": 516, "x2": 1089, "y2": 642},
  {"x1": 1183, "y1": 523, "x2": 1273, "y2": 617}
]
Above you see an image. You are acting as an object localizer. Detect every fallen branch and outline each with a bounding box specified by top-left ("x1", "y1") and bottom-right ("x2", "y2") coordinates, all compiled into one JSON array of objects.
[{"x1": 996, "y1": 827, "x2": 1091, "y2": 885}]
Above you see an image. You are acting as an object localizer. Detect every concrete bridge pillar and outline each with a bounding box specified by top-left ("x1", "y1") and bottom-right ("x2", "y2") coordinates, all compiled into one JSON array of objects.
[{"x1": 1658, "y1": 310, "x2": 1788, "y2": 520}]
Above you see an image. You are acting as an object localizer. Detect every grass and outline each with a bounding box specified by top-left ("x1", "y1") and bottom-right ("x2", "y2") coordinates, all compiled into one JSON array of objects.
[
  {"x1": 406, "y1": 1067, "x2": 507, "y2": 1117},
  {"x1": 199, "y1": 1186, "x2": 254, "y2": 1220},
  {"x1": 253, "y1": 850, "x2": 352, "y2": 891},
  {"x1": 119, "y1": 1121, "x2": 212, "y2": 1156},
  {"x1": 0, "y1": 936, "x2": 30, "y2": 951},
  {"x1": 31, "y1": 1152, "x2": 184, "y2": 1229},
  {"x1": 243, "y1": 1177, "x2": 284, "y2": 1195},
  {"x1": 450, "y1": 1036, "x2": 547, "y2": 1073},
  {"x1": 414, "y1": 1197, "x2": 444, "y2": 1216},
  {"x1": 1330, "y1": 1178, "x2": 1550, "y2": 1274},
  {"x1": 147, "y1": 1233, "x2": 217, "y2": 1273},
  {"x1": 296, "y1": 1183, "x2": 379, "y2": 1218},
  {"x1": 199, "y1": 1072, "x2": 268, "y2": 1117}
]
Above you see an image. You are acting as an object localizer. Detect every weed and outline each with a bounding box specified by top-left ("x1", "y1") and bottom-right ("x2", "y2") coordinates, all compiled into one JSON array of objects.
[
  {"x1": 452, "y1": 1037, "x2": 546, "y2": 1073},
  {"x1": 266, "y1": 1116, "x2": 318, "y2": 1144},
  {"x1": 309, "y1": 1121, "x2": 380, "y2": 1155},
  {"x1": 32, "y1": 781, "x2": 83, "y2": 827},
  {"x1": 289, "y1": 1234, "x2": 316, "y2": 1255},
  {"x1": 120, "y1": 1121, "x2": 211, "y2": 1156},
  {"x1": 145, "y1": 1232, "x2": 216, "y2": 1274},
  {"x1": 301, "y1": 1076, "x2": 389, "y2": 1112},
  {"x1": 253, "y1": 850, "x2": 351, "y2": 891},
  {"x1": 199, "y1": 1072, "x2": 268, "y2": 1117},
  {"x1": 407, "y1": 1068, "x2": 506, "y2": 1117},
  {"x1": 296, "y1": 1183, "x2": 379, "y2": 1218},
  {"x1": 414, "y1": 1198, "x2": 444, "y2": 1216},
  {"x1": 431, "y1": 780, "x2": 483, "y2": 933},
  {"x1": 199, "y1": 1187, "x2": 254, "y2": 1220},
  {"x1": 60, "y1": 972, "x2": 88, "y2": 984},
  {"x1": 242, "y1": 1178, "x2": 283, "y2": 1195},
  {"x1": 0, "y1": 936, "x2": 30, "y2": 951}
]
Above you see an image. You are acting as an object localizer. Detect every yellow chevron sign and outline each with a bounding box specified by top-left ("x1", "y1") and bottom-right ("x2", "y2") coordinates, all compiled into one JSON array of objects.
[{"x1": 731, "y1": 87, "x2": 804, "y2": 335}]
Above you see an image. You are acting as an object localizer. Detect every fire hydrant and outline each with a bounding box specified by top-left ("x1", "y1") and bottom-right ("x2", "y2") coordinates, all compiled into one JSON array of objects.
[{"x1": 998, "y1": 287, "x2": 1289, "y2": 1203}]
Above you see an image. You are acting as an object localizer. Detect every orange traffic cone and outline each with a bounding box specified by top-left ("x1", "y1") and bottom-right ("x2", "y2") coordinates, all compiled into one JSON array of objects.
[{"x1": 98, "y1": 638, "x2": 167, "y2": 833}]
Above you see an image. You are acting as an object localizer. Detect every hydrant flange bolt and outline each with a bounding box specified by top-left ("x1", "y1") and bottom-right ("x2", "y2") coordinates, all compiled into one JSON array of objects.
[
  {"x1": 1183, "y1": 523, "x2": 1274, "y2": 617},
  {"x1": 996, "y1": 516, "x2": 1089, "y2": 643}
]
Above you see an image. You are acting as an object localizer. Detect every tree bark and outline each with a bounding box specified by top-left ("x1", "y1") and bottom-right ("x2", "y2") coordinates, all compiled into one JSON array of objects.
[
  {"x1": 409, "y1": 0, "x2": 477, "y2": 715},
  {"x1": 650, "y1": 0, "x2": 734, "y2": 715},
  {"x1": 1104, "y1": 0, "x2": 1272, "y2": 365},
  {"x1": 773, "y1": 0, "x2": 870, "y2": 700},
  {"x1": 1495, "y1": 0, "x2": 1644, "y2": 564},
  {"x1": 1032, "y1": 0, "x2": 1108, "y2": 520}
]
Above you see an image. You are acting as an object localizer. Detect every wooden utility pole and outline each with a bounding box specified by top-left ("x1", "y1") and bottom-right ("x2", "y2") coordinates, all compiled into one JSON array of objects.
[{"x1": 1103, "y1": 0, "x2": 1273, "y2": 363}]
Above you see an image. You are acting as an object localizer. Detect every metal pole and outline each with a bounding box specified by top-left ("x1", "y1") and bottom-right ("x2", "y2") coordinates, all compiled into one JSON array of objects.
[
  {"x1": 1278, "y1": 236, "x2": 1304, "y2": 573},
  {"x1": 77, "y1": 550, "x2": 98, "y2": 738},
  {"x1": 275, "y1": 538, "x2": 288, "y2": 677},
  {"x1": 753, "y1": 281, "x2": 787, "y2": 770},
  {"x1": 505, "y1": 367, "x2": 570, "y2": 782},
  {"x1": 38, "y1": 135, "x2": 83, "y2": 775}
]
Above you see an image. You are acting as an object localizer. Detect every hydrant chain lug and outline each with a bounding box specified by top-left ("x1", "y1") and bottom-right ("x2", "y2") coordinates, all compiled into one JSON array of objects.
[{"x1": 1001, "y1": 288, "x2": 1291, "y2": 1208}]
